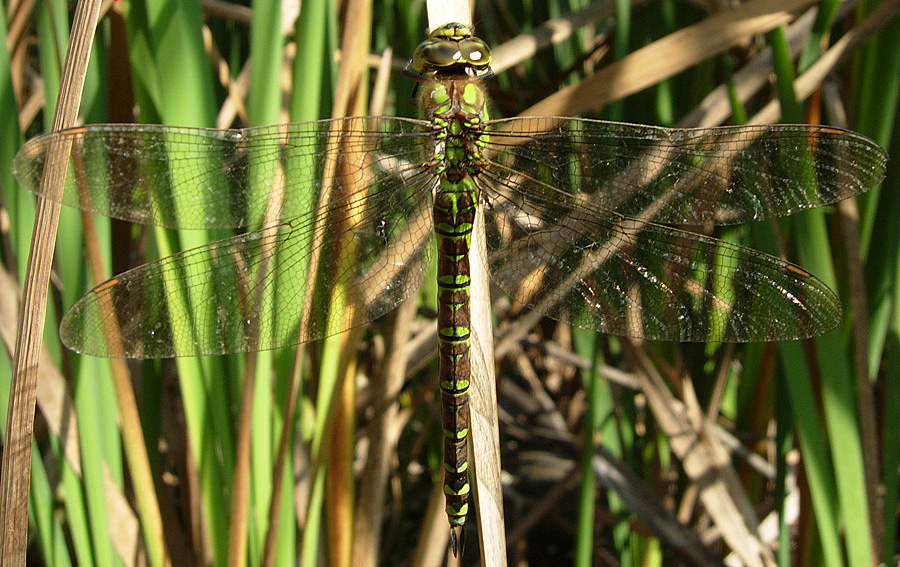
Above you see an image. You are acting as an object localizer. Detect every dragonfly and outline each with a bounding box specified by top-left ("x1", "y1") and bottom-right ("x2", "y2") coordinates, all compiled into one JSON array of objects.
[{"x1": 14, "y1": 22, "x2": 888, "y2": 556}]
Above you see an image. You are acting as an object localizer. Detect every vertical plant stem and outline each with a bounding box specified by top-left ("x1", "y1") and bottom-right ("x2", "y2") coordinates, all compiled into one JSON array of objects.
[{"x1": 1, "y1": 0, "x2": 103, "y2": 563}]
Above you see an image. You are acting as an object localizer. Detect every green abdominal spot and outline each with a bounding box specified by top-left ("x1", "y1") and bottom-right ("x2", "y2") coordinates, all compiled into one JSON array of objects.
[{"x1": 444, "y1": 483, "x2": 471, "y2": 498}]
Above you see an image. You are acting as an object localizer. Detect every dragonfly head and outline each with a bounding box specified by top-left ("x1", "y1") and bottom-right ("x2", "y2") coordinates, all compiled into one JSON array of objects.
[{"x1": 403, "y1": 22, "x2": 494, "y2": 82}]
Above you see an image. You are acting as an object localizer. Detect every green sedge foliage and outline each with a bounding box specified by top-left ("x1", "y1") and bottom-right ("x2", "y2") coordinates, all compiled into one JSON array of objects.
[{"x1": 1, "y1": 1, "x2": 897, "y2": 566}]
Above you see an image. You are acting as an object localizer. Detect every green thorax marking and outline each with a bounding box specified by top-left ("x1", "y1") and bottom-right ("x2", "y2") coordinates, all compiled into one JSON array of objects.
[{"x1": 420, "y1": 79, "x2": 490, "y2": 184}]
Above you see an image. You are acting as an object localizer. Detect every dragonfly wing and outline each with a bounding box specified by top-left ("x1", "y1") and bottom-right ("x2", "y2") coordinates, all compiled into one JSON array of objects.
[
  {"x1": 61, "y1": 155, "x2": 437, "y2": 358},
  {"x1": 485, "y1": 117, "x2": 887, "y2": 225},
  {"x1": 480, "y1": 169, "x2": 840, "y2": 342},
  {"x1": 13, "y1": 117, "x2": 432, "y2": 229}
]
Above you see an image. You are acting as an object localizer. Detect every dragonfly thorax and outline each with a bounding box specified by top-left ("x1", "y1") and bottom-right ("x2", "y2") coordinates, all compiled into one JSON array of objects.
[{"x1": 420, "y1": 79, "x2": 490, "y2": 183}]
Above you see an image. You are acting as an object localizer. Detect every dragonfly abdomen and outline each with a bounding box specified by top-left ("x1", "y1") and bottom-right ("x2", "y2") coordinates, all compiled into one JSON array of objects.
[{"x1": 434, "y1": 183, "x2": 477, "y2": 554}]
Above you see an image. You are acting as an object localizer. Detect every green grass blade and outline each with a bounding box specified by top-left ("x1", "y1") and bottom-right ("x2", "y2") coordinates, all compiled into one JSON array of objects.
[
  {"x1": 769, "y1": 21, "x2": 875, "y2": 567},
  {"x1": 126, "y1": 1, "x2": 233, "y2": 564},
  {"x1": 856, "y1": 6, "x2": 900, "y2": 384},
  {"x1": 869, "y1": 109, "x2": 900, "y2": 563},
  {"x1": 883, "y1": 316, "x2": 900, "y2": 562},
  {"x1": 572, "y1": 329, "x2": 602, "y2": 567},
  {"x1": 777, "y1": 343, "x2": 843, "y2": 567},
  {"x1": 0, "y1": 347, "x2": 75, "y2": 567},
  {"x1": 0, "y1": 0, "x2": 27, "y2": 276},
  {"x1": 854, "y1": 2, "x2": 900, "y2": 263},
  {"x1": 30, "y1": 447, "x2": 76, "y2": 567},
  {"x1": 74, "y1": 360, "x2": 117, "y2": 567}
]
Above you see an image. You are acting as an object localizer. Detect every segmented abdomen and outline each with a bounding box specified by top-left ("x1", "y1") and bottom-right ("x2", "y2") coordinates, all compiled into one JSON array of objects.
[{"x1": 433, "y1": 184, "x2": 477, "y2": 549}]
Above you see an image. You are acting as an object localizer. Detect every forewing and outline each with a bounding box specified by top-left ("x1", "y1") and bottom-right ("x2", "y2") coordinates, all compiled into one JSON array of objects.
[
  {"x1": 485, "y1": 117, "x2": 887, "y2": 225},
  {"x1": 12, "y1": 117, "x2": 433, "y2": 229}
]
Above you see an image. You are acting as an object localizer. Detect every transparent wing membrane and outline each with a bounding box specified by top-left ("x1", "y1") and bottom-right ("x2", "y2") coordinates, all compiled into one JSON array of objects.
[
  {"x1": 19, "y1": 119, "x2": 436, "y2": 357},
  {"x1": 483, "y1": 177, "x2": 839, "y2": 341},
  {"x1": 13, "y1": 115, "x2": 887, "y2": 355},
  {"x1": 485, "y1": 118, "x2": 887, "y2": 225},
  {"x1": 62, "y1": 201, "x2": 434, "y2": 357},
  {"x1": 478, "y1": 117, "x2": 886, "y2": 342},
  {"x1": 13, "y1": 118, "x2": 433, "y2": 229}
]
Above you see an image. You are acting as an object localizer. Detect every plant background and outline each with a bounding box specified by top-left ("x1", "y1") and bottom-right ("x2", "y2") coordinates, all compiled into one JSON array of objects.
[{"x1": 0, "y1": 0, "x2": 898, "y2": 566}]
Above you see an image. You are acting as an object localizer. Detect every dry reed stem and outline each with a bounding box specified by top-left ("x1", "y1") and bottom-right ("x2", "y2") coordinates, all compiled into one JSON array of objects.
[
  {"x1": 1, "y1": 1, "x2": 104, "y2": 564},
  {"x1": 520, "y1": 0, "x2": 819, "y2": 119}
]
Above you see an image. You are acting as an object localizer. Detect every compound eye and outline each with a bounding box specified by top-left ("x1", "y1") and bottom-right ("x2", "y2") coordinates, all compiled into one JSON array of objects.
[
  {"x1": 420, "y1": 39, "x2": 463, "y2": 67},
  {"x1": 458, "y1": 38, "x2": 491, "y2": 68}
]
